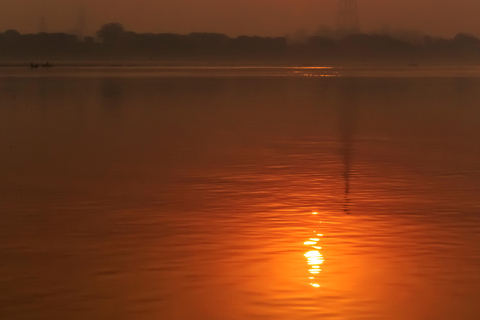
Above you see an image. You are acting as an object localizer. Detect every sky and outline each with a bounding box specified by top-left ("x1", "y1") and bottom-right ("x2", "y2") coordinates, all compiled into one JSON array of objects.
[{"x1": 0, "y1": 0, "x2": 479, "y2": 38}]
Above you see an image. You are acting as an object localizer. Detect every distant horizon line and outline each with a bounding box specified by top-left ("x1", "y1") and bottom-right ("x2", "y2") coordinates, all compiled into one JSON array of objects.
[{"x1": 2, "y1": 23, "x2": 480, "y2": 42}]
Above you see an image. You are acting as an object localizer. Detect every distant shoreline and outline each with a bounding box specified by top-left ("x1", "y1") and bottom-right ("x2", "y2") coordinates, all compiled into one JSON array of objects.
[
  {"x1": 1, "y1": 24, "x2": 480, "y2": 65},
  {"x1": 1, "y1": 61, "x2": 480, "y2": 68}
]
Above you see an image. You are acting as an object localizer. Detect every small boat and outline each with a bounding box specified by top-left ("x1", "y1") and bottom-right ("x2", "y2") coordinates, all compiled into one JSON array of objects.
[
  {"x1": 30, "y1": 63, "x2": 39, "y2": 68},
  {"x1": 41, "y1": 62, "x2": 53, "y2": 67}
]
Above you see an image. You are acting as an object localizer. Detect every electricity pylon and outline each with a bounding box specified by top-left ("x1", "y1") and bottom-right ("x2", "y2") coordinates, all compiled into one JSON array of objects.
[
  {"x1": 39, "y1": 0, "x2": 47, "y2": 33},
  {"x1": 337, "y1": 0, "x2": 360, "y2": 34},
  {"x1": 75, "y1": 5, "x2": 87, "y2": 40}
]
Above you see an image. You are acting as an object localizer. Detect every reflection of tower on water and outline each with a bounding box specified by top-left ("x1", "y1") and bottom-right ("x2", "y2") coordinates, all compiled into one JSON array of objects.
[
  {"x1": 304, "y1": 212, "x2": 324, "y2": 288},
  {"x1": 339, "y1": 86, "x2": 357, "y2": 214},
  {"x1": 340, "y1": 106, "x2": 353, "y2": 214}
]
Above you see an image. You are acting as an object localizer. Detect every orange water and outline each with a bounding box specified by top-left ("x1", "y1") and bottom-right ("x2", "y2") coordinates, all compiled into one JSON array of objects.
[{"x1": 1, "y1": 67, "x2": 480, "y2": 320}]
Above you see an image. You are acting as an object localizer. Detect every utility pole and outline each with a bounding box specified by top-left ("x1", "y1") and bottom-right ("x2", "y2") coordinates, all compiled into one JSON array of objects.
[
  {"x1": 39, "y1": 0, "x2": 47, "y2": 33},
  {"x1": 337, "y1": 0, "x2": 360, "y2": 34},
  {"x1": 75, "y1": 5, "x2": 87, "y2": 40}
]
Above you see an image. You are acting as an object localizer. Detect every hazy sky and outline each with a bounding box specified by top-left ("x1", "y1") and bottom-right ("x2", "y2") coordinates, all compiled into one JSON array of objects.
[{"x1": 1, "y1": 0, "x2": 479, "y2": 37}]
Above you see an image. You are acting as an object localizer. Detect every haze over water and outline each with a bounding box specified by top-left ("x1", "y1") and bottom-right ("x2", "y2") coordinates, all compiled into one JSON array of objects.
[
  {"x1": 1, "y1": 66, "x2": 480, "y2": 320},
  {"x1": 2, "y1": 0, "x2": 480, "y2": 37}
]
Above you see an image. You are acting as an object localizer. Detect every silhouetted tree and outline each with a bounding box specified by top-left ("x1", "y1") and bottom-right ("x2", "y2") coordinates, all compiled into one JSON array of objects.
[
  {"x1": 453, "y1": 33, "x2": 480, "y2": 48},
  {"x1": 3, "y1": 29, "x2": 20, "y2": 38},
  {"x1": 187, "y1": 33, "x2": 228, "y2": 56},
  {"x1": 97, "y1": 23, "x2": 125, "y2": 43},
  {"x1": 0, "y1": 23, "x2": 479, "y2": 62},
  {"x1": 308, "y1": 36, "x2": 336, "y2": 48},
  {"x1": 84, "y1": 36, "x2": 95, "y2": 44}
]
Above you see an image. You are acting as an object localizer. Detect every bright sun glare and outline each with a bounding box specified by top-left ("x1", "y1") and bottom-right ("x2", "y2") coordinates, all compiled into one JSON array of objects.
[{"x1": 304, "y1": 211, "x2": 324, "y2": 288}]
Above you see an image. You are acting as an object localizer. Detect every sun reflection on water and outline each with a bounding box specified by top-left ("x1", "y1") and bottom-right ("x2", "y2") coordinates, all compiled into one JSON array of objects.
[{"x1": 304, "y1": 211, "x2": 325, "y2": 288}]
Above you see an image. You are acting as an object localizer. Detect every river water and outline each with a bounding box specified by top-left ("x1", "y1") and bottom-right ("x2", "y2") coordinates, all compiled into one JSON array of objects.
[{"x1": 1, "y1": 66, "x2": 480, "y2": 320}]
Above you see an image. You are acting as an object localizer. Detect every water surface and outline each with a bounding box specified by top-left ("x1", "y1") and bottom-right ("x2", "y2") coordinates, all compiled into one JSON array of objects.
[{"x1": 1, "y1": 66, "x2": 480, "y2": 320}]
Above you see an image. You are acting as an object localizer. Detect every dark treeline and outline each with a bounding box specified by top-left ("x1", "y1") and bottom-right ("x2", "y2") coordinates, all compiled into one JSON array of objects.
[{"x1": 1, "y1": 23, "x2": 480, "y2": 63}]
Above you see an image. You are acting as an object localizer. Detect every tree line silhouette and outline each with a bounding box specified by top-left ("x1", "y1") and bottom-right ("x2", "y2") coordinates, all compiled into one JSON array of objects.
[{"x1": 1, "y1": 23, "x2": 479, "y2": 63}]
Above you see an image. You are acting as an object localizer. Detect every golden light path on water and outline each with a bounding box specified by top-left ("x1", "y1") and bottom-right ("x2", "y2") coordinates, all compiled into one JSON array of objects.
[{"x1": 304, "y1": 211, "x2": 324, "y2": 288}]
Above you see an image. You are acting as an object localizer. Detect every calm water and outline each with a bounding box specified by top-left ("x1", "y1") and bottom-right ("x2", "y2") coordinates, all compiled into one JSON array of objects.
[{"x1": 1, "y1": 66, "x2": 480, "y2": 320}]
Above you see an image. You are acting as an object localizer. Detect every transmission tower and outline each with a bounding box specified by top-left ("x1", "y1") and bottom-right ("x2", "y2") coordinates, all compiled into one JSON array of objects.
[
  {"x1": 39, "y1": 16, "x2": 47, "y2": 33},
  {"x1": 39, "y1": 0, "x2": 47, "y2": 33},
  {"x1": 75, "y1": 5, "x2": 87, "y2": 40},
  {"x1": 337, "y1": 0, "x2": 359, "y2": 34}
]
